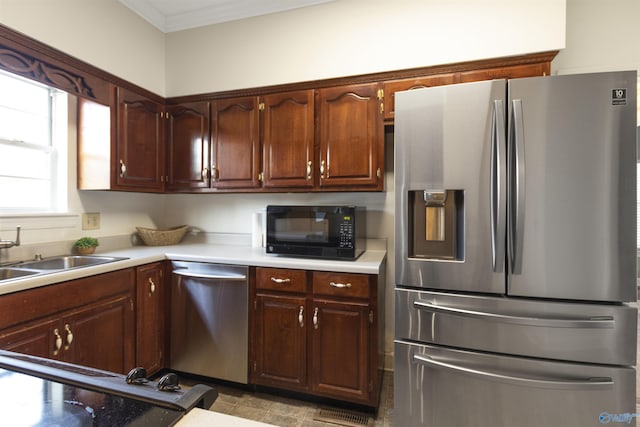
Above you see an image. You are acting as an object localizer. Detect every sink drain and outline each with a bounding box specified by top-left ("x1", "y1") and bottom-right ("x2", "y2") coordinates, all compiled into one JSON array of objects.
[{"x1": 313, "y1": 407, "x2": 373, "y2": 427}]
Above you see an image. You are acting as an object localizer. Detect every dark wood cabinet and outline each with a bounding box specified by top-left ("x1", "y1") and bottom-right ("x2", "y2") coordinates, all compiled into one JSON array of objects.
[
  {"x1": 310, "y1": 299, "x2": 370, "y2": 403},
  {"x1": 114, "y1": 87, "x2": 165, "y2": 192},
  {"x1": 317, "y1": 83, "x2": 384, "y2": 190},
  {"x1": 78, "y1": 87, "x2": 165, "y2": 192},
  {"x1": 254, "y1": 293, "x2": 308, "y2": 390},
  {"x1": 262, "y1": 90, "x2": 315, "y2": 189},
  {"x1": 166, "y1": 102, "x2": 210, "y2": 191},
  {"x1": 0, "y1": 269, "x2": 135, "y2": 374},
  {"x1": 211, "y1": 97, "x2": 261, "y2": 189},
  {"x1": 135, "y1": 262, "x2": 166, "y2": 376},
  {"x1": 252, "y1": 268, "x2": 308, "y2": 390},
  {"x1": 62, "y1": 295, "x2": 133, "y2": 373},
  {"x1": 383, "y1": 73, "x2": 457, "y2": 121},
  {"x1": 383, "y1": 62, "x2": 551, "y2": 122},
  {"x1": 251, "y1": 267, "x2": 380, "y2": 407}
]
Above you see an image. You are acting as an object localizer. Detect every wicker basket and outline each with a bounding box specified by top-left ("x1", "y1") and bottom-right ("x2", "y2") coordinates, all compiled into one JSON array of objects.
[{"x1": 136, "y1": 225, "x2": 189, "y2": 246}]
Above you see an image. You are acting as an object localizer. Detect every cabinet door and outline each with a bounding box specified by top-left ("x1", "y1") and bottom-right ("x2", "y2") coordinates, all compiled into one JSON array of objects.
[
  {"x1": 310, "y1": 299, "x2": 370, "y2": 403},
  {"x1": 318, "y1": 83, "x2": 383, "y2": 190},
  {"x1": 166, "y1": 102, "x2": 210, "y2": 191},
  {"x1": 0, "y1": 318, "x2": 61, "y2": 359},
  {"x1": 62, "y1": 295, "x2": 135, "y2": 374},
  {"x1": 253, "y1": 293, "x2": 308, "y2": 390},
  {"x1": 115, "y1": 87, "x2": 165, "y2": 192},
  {"x1": 136, "y1": 262, "x2": 165, "y2": 375},
  {"x1": 211, "y1": 97, "x2": 261, "y2": 189},
  {"x1": 458, "y1": 62, "x2": 550, "y2": 83},
  {"x1": 262, "y1": 90, "x2": 315, "y2": 189},
  {"x1": 383, "y1": 73, "x2": 457, "y2": 121}
]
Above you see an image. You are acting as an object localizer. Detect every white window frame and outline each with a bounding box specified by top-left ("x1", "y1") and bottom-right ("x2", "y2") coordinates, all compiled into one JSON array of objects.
[{"x1": 0, "y1": 70, "x2": 77, "y2": 234}]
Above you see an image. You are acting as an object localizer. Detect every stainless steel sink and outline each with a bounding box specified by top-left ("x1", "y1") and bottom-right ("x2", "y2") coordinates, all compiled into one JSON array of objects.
[
  {"x1": 17, "y1": 255, "x2": 127, "y2": 270},
  {"x1": 0, "y1": 255, "x2": 129, "y2": 283},
  {"x1": 0, "y1": 268, "x2": 41, "y2": 280}
]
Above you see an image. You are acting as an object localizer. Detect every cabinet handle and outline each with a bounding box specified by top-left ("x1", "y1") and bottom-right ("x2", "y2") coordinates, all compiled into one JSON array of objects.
[
  {"x1": 298, "y1": 306, "x2": 304, "y2": 327},
  {"x1": 320, "y1": 160, "x2": 325, "y2": 179},
  {"x1": 119, "y1": 160, "x2": 127, "y2": 178},
  {"x1": 306, "y1": 161, "x2": 312, "y2": 180},
  {"x1": 313, "y1": 307, "x2": 319, "y2": 329},
  {"x1": 64, "y1": 324, "x2": 73, "y2": 350},
  {"x1": 329, "y1": 281, "x2": 352, "y2": 289},
  {"x1": 270, "y1": 277, "x2": 291, "y2": 285},
  {"x1": 53, "y1": 328, "x2": 62, "y2": 355},
  {"x1": 202, "y1": 168, "x2": 208, "y2": 179},
  {"x1": 211, "y1": 166, "x2": 218, "y2": 181},
  {"x1": 148, "y1": 277, "x2": 156, "y2": 295}
]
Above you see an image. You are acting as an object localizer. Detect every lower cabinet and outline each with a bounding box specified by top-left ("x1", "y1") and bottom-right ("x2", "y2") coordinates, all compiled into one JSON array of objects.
[
  {"x1": 135, "y1": 261, "x2": 166, "y2": 376},
  {"x1": 0, "y1": 269, "x2": 135, "y2": 374},
  {"x1": 251, "y1": 267, "x2": 380, "y2": 407}
]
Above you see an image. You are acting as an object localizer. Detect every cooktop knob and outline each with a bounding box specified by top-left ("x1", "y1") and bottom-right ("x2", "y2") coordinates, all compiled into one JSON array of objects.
[
  {"x1": 125, "y1": 367, "x2": 148, "y2": 385},
  {"x1": 157, "y1": 373, "x2": 181, "y2": 392}
]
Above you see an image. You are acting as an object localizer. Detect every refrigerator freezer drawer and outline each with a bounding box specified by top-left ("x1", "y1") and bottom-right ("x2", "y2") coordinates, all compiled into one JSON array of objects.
[
  {"x1": 395, "y1": 288, "x2": 637, "y2": 365},
  {"x1": 394, "y1": 341, "x2": 636, "y2": 427}
]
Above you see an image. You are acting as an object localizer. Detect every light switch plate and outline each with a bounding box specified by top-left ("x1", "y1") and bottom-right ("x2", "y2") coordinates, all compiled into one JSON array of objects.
[{"x1": 82, "y1": 212, "x2": 100, "y2": 230}]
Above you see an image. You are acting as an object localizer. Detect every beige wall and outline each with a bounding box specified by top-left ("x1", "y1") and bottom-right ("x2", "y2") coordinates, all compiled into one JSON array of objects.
[
  {"x1": 0, "y1": 0, "x2": 166, "y2": 95},
  {"x1": 0, "y1": 0, "x2": 565, "y2": 97},
  {"x1": 165, "y1": 0, "x2": 565, "y2": 96}
]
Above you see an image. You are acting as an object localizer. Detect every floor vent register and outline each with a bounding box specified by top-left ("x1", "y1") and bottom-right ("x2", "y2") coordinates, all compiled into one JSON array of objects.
[{"x1": 313, "y1": 407, "x2": 373, "y2": 427}]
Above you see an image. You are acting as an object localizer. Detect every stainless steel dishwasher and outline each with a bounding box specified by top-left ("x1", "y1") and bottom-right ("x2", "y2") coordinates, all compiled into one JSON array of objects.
[{"x1": 169, "y1": 261, "x2": 248, "y2": 384}]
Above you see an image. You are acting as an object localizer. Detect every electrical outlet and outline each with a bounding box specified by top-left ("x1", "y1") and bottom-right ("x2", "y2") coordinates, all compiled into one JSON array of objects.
[{"x1": 82, "y1": 212, "x2": 100, "y2": 230}]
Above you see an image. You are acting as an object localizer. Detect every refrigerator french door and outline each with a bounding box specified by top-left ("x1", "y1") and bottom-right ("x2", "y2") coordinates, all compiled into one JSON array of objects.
[{"x1": 394, "y1": 71, "x2": 637, "y2": 427}]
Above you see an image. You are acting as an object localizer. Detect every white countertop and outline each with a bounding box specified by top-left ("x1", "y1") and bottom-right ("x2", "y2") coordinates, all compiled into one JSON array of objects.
[
  {"x1": 177, "y1": 408, "x2": 276, "y2": 427},
  {"x1": 0, "y1": 242, "x2": 387, "y2": 295}
]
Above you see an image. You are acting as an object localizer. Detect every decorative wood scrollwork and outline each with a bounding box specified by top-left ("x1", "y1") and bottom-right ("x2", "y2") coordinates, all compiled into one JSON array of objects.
[{"x1": 0, "y1": 46, "x2": 95, "y2": 98}]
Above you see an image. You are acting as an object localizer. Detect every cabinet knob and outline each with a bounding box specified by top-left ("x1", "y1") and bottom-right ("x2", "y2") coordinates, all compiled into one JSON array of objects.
[
  {"x1": 148, "y1": 277, "x2": 156, "y2": 295},
  {"x1": 313, "y1": 307, "x2": 319, "y2": 329},
  {"x1": 298, "y1": 306, "x2": 304, "y2": 327},
  {"x1": 53, "y1": 328, "x2": 62, "y2": 355},
  {"x1": 64, "y1": 324, "x2": 73, "y2": 350},
  {"x1": 270, "y1": 277, "x2": 291, "y2": 285},
  {"x1": 329, "y1": 281, "x2": 351, "y2": 289},
  {"x1": 119, "y1": 160, "x2": 127, "y2": 178}
]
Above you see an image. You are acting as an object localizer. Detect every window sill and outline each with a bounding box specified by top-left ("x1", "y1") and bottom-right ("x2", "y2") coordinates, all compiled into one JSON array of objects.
[{"x1": 0, "y1": 213, "x2": 78, "y2": 230}]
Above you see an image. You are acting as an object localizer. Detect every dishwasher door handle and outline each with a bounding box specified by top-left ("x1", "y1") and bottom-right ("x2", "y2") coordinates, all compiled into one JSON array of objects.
[{"x1": 172, "y1": 269, "x2": 247, "y2": 281}]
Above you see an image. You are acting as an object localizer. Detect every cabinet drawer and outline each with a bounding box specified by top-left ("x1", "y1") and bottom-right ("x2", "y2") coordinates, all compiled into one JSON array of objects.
[
  {"x1": 256, "y1": 268, "x2": 308, "y2": 293},
  {"x1": 312, "y1": 272, "x2": 370, "y2": 298}
]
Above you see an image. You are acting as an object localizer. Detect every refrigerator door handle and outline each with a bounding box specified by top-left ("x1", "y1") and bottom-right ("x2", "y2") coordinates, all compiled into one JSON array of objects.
[
  {"x1": 413, "y1": 354, "x2": 614, "y2": 390},
  {"x1": 413, "y1": 300, "x2": 615, "y2": 328},
  {"x1": 491, "y1": 100, "x2": 507, "y2": 273},
  {"x1": 509, "y1": 99, "x2": 526, "y2": 274}
]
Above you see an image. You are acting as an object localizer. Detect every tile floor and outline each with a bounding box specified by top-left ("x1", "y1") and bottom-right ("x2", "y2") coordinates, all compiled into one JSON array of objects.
[{"x1": 202, "y1": 371, "x2": 394, "y2": 427}]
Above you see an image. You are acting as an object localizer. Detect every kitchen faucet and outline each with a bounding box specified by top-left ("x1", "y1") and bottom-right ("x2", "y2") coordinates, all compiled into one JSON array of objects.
[{"x1": 0, "y1": 226, "x2": 20, "y2": 249}]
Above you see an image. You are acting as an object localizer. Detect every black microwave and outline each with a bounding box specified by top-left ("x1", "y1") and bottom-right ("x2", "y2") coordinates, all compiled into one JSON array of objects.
[{"x1": 266, "y1": 205, "x2": 366, "y2": 260}]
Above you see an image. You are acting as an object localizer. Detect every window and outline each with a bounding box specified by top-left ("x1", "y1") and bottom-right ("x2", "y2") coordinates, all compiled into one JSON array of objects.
[{"x1": 0, "y1": 70, "x2": 67, "y2": 213}]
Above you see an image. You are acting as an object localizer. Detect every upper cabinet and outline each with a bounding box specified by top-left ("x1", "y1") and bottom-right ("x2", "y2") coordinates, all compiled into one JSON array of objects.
[
  {"x1": 262, "y1": 90, "x2": 315, "y2": 189},
  {"x1": 78, "y1": 86, "x2": 166, "y2": 192},
  {"x1": 115, "y1": 87, "x2": 165, "y2": 192},
  {"x1": 383, "y1": 61, "x2": 551, "y2": 122},
  {"x1": 71, "y1": 40, "x2": 554, "y2": 195},
  {"x1": 317, "y1": 83, "x2": 384, "y2": 190},
  {"x1": 166, "y1": 102, "x2": 210, "y2": 191},
  {"x1": 383, "y1": 73, "x2": 457, "y2": 121},
  {"x1": 211, "y1": 97, "x2": 261, "y2": 190}
]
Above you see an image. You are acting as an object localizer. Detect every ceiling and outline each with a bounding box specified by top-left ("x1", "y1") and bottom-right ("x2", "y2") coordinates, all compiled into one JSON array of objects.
[{"x1": 119, "y1": 0, "x2": 336, "y2": 33}]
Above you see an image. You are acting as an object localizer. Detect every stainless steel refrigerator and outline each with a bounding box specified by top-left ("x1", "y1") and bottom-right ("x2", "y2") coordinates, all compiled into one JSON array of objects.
[{"x1": 394, "y1": 71, "x2": 637, "y2": 427}]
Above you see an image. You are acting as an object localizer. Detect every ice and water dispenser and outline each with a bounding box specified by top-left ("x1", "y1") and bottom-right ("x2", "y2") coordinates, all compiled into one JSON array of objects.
[{"x1": 409, "y1": 189, "x2": 463, "y2": 260}]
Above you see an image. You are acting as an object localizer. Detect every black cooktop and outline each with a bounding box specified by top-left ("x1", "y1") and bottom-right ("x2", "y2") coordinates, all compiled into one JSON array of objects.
[{"x1": 0, "y1": 351, "x2": 217, "y2": 426}]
